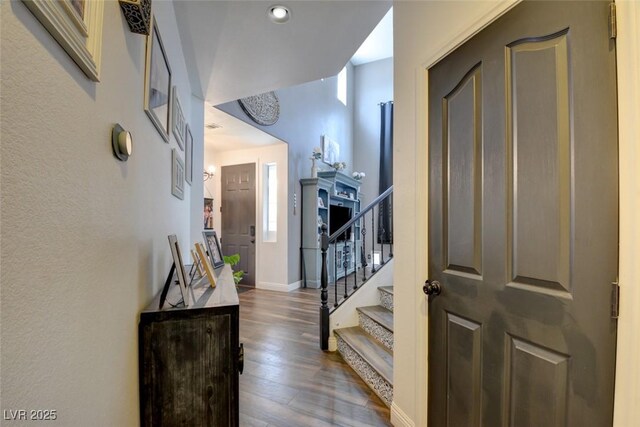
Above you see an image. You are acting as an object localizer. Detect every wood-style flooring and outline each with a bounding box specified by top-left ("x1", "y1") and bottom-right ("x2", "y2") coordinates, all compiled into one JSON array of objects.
[{"x1": 238, "y1": 287, "x2": 391, "y2": 427}]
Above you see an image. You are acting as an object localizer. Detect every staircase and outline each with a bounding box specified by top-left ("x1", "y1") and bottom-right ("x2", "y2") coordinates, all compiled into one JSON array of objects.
[{"x1": 334, "y1": 285, "x2": 394, "y2": 407}]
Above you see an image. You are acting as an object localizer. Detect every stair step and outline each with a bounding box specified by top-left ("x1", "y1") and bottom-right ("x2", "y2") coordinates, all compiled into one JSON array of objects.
[
  {"x1": 378, "y1": 286, "x2": 394, "y2": 312},
  {"x1": 357, "y1": 305, "x2": 394, "y2": 351},
  {"x1": 334, "y1": 327, "x2": 393, "y2": 385},
  {"x1": 378, "y1": 286, "x2": 394, "y2": 295}
]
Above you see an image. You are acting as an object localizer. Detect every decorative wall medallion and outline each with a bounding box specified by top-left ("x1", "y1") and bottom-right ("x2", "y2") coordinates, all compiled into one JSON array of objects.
[
  {"x1": 238, "y1": 92, "x2": 280, "y2": 126},
  {"x1": 119, "y1": 0, "x2": 152, "y2": 35}
]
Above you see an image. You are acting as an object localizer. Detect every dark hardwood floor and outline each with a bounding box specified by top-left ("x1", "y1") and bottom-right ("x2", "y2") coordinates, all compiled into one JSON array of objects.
[{"x1": 238, "y1": 287, "x2": 391, "y2": 427}]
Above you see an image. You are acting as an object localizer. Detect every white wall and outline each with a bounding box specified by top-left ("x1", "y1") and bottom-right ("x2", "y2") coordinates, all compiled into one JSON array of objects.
[
  {"x1": 204, "y1": 143, "x2": 291, "y2": 290},
  {"x1": 393, "y1": 1, "x2": 640, "y2": 426},
  {"x1": 353, "y1": 57, "x2": 393, "y2": 208},
  {"x1": 0, "y1": 1, "x2": 201, "y2": 424}
]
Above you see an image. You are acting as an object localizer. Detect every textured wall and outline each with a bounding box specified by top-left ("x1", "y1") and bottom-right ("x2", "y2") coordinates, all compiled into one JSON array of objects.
[
  {"x1": 216, "y1": 67, "x2": 355, "y2": 285},
  {"x1": 0, "y1": 1, "x2": 200, "y2": 424}
]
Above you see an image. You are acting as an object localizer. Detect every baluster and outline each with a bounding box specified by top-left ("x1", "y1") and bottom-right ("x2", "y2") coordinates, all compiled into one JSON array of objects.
[
  {"x1": 371, "y1": 209, "x2": 376, "y2": 273},
  {"x1": 319, "y1": 224, "x2": 329, "y2": 350},
  {"x1": 353, "y1": 224, "x2": 358, "y2": 290},
  {"x1": 379, "y1": 204, "x2": 385, "y2": 265},
  {"x1": 388, "y1": 194, "x2": 394, "y2": 258},
  {"x1": 334, "y1": 240, "x2": 338, "y2": 308},
  {"x1": 343, "y1": 237, "x2": 348, "y2": 299},
  {"x1": 361, "y1": 219, "x2": 368, "y2": 282}
]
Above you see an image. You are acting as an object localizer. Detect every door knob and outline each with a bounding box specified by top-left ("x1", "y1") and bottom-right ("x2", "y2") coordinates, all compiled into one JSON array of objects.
[{"x1": 423, "y1": 279, "x2": 442, "y2": 296}]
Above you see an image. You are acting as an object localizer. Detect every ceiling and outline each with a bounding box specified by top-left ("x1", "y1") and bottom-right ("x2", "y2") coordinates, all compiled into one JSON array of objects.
[
  {"x1": 174, "y1": 1, "x2": 392, "y2": 105},
  {"x1": 204, "y1": 105, "x2": 284, "y2": 152},
  {"x1": 350, "y1": 7, "x2": 393, "y2": 66}
]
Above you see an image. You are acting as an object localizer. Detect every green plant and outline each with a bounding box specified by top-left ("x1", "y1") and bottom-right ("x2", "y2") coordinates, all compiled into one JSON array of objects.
[{"x1": 223, "y1": 253, "x2": 245, "y2": 285}]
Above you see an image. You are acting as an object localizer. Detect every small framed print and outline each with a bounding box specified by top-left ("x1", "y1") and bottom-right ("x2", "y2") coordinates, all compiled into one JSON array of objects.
[
  {"x1": 172, "y1": 86, "x2": 186, "y2": 150},
  {"x1": 185, "y1": 124, "x2": 193, "y2": 184},
  {"x1": 322, "y1": 135, "x2": 340, "y2": 165},
  {"x1": 171, "y1": 149, "x2": 185, "y2": 200},
  {"x1": 195, "y1": 242, "x2": 216, "y2": 288},
  {"x1": 144, "y1": 17, "x2": 172, "y2": 142},
  {"x1": 166, "y1": 234, "x2": 189, "y2": 307},
  {"x1": 202, "y1": 230, "x2": 225, "y2": 269}
]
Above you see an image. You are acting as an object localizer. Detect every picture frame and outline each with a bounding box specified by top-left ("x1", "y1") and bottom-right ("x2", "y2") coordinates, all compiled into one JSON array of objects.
[
  {"x1": 202, "y1": 230, "x2": 225, "y2": 269},
  {"x1": 22, "y1": 0, "x2": 104, "y2": 81},
  {"x1": 195, "y1": 242, "x2": 216, "y2": 288},
  {"x1": 171, "y1": 149, "x2": 185, "y2": 200},
  {"x1": 204, "y1": 198, "x2": 213, "y2": 229},
  {"x1": 322, "y1": 135, "x2": 340, "y2": 165},
  {"x1": 190, "y1": 248, "x2": 204, "y2": 277},
  {"x1": 144, "y1": 17, "x2": 172, "y2": 142},
  {"x1": 185, "y1": 124, "x2": 193, "y2": 184},
  {"x1": 171, "y1": 86, "x2": 186, "y2": 150},
  {"x1": 166, "y1": 234, "x2": 190, "y2": 306}
]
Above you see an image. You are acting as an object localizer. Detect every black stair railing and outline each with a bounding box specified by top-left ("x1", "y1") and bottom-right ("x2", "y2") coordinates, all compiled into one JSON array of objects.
[{"x1": 320, "y1": 186, "x2": 393, "y2": 350}]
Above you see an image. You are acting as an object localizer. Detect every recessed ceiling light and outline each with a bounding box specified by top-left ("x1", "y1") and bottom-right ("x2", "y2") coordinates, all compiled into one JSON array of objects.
[{"x1": 268, "y1": 5, "x2": 290, "y2": 24}]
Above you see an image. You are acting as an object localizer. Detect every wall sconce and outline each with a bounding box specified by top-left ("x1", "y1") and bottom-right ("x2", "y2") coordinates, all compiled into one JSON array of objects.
[
  {"x1": 112, "y1": 124, "x2": 132, "y2": 161},
  {"x1": 118, "y1": 0, "x2": 152, "y2": 35},
  {"x1": 203, "y1": 165, "x2": 216, "y2": 181}
]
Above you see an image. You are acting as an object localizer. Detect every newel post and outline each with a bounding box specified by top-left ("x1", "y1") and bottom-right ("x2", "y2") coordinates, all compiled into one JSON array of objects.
[{"x1": 319, "y1": 224, "x2": 330, "y2": 350}]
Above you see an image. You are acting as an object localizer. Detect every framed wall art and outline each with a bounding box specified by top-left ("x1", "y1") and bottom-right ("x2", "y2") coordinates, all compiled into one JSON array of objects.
[
  {"x1": 144, "y1": 17, "x2": 172, "y2": 142},
  {"x1": 204, "y1": 198, "x2": 213, "y2": 229},
  {"x1": 322, "y1": 135, "x2": 340, "y2": 165},
  {"x1": 171, "y1": 86, "x2": 186, "y2": 150},
  {"x1": 185, "y1": 124, "x2": 193, "y2": 184},
  {"x1": 202, "y1": 230, "x2": 224, "y2": 269},
  {"x1": 171, "y1": 149, "x2": 185, "y2": 200},
  {"x1": 22, "y1": 0, "x2": 104, "y2": 81}
]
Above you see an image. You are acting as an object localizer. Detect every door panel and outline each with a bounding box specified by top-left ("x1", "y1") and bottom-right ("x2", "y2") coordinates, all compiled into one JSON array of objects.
[
  {"x1": 221, "y1": 163, "x2": 256, "y2": 286},
  {"x1": 443, "y1": 64, "x2": 483, "y2": 277},
  {"x1": 428, "y1": 2, "x2": 618, "y2": 426}
]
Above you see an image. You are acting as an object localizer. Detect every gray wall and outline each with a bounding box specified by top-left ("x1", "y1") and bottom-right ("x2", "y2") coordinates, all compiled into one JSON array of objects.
[
  {"x1": 216, "y1": 64, "x2": 355, "y2": 284},
  {"x1": 1, "y1": 1, "x2": 202, "y2": 423},
  {"x1": 353, "y1": 58, "x2": 394, "y2": 208}
]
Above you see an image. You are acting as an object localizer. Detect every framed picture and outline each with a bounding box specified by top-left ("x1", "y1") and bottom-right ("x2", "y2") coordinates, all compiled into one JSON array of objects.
[
  {"x1": 171, "y1": 149, "x2": 185, "y2": 200},
  {"x1": 322, "y1": 135, "x2": 340, "y2": 165},
  {"x1": 202, "y1": 230, "x2": 225, "y2": 269},
  {"x1": 144, "y1": 17, "x2": 172, "y2": 142},
  {"x1": 185, "y1": 124, "x2": 193, "y2": 185},
  {"x1": 195, "y1": 242, "x2": 216, "y2": 288},
  {"x1": 167, "y1": 234, "x2": 190, "y2": 306},
  {"x1": 204, "y1": 198, "x2": 213, "y2": 229},
  {"x1": 22, "y1": 0, "x2": 104, "y2": 81},
  {"x1": 171, "y1": 86, "x2": 186, "y2": 149},
  {"x1": 190, "y1": 249, "x2": 204, "y2": 277}
]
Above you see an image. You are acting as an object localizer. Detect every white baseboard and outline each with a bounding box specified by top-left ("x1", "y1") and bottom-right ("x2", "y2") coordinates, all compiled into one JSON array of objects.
[
  {"x1": 328, "y1": 336, "x2": 337, "y2": 352},
  {"x1": 257, "y1": 280, "x2": 302, "y2": 292},
  {"x1": 391, "y1": 402, "x2": 415, "y2": 427}
]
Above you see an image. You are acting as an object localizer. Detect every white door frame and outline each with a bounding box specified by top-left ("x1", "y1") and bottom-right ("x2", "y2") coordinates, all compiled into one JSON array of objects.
[{"x1": 396, "y1": 1, "x2": 640, "y2": 425}]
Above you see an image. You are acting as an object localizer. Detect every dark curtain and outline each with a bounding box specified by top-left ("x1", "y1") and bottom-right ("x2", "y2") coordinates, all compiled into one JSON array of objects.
[{"x1": 378, "y1": 101, "x2": 393, "y2": 244}]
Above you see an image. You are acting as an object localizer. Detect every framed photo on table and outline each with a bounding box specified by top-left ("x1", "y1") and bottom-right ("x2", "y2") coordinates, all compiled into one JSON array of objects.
[
  {"x1": 195, "y1": 242, "x2": 216, "y2": 288},
  {"x1": 202, "y1": 230, "x2": 225, "y2": 269},
  {"x1": 144, "y1": 17, "x2": 172, "y2": 142},
  {"x1": 159, "y1": 234, "x2": 189, "y2": 308}
]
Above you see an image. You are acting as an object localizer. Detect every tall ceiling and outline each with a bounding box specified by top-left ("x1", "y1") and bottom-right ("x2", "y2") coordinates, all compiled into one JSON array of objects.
[{"x1": 174, "y1": 0, "x2": 392, "y2": 105}]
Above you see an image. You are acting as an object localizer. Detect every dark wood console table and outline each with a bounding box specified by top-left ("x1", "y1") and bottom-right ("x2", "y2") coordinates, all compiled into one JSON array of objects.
[{"x1": 139, "y1": 265, "x2": 241, "y2": 426}]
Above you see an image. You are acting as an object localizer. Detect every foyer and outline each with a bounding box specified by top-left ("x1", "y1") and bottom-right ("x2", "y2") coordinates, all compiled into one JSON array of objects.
[{"x1": 238, "y1": 288, "x2": 391, "y2": 426}]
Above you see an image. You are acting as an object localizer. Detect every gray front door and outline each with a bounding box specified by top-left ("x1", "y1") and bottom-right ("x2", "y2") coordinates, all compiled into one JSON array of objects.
[
  {"x1": 221, "y1": 163, "x2": 256, "y2": 286},
  {"x1": 428, "y1": 1, "x2": 618, "y2": 426}
]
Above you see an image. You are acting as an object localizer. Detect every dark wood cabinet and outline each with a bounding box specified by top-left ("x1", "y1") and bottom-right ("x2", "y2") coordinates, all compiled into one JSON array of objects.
[{"x1": 139, "y1": 266, "x2": 241, "y2": 426}]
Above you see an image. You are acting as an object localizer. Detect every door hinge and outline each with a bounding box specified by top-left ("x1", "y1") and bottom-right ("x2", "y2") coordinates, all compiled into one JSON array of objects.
[
  {"x1": 611, "y1": 282, "x2": 620, "y2": 319},
  {"x1": 609, "y1": 2, "x2": 617, "y2": 39}
]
